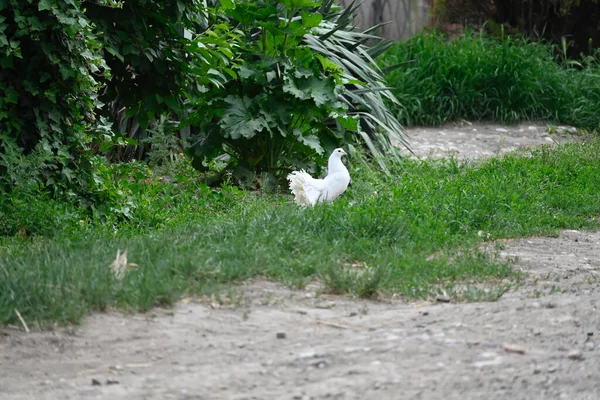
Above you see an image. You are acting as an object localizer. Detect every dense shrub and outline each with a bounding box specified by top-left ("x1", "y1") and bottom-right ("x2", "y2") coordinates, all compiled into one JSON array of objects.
[
  {"x1": 0, "y1": 0, "x2": 108, "y2": 192},
  {"x1": 184, "y1": 0, "x2": 408, "y2": 187}
]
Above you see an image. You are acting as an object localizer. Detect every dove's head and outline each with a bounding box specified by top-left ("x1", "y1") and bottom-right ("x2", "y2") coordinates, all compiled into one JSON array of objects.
[
  {"x1": 328, "y1": 148, "x2": 349, "y2": 174},
  {"x1": 330, "y1": 148, "x2": 347, "y2": 159}
]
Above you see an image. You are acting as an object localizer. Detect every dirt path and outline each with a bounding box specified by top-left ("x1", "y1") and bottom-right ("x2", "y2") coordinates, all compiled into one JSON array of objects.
[
  {"x1": 2, "y1": 122, "x2": 599, "y2": 400},
  {"x1": 397, "y1": 121, "x2": 578, "y2": 160}
]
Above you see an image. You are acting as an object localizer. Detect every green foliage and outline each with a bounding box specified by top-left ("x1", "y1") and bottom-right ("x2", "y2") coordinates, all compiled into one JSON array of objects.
[
  {"x1": 379, "y1": 29, "x2": 600, "y2": 128},
  {"x1": 142, "y1": 116, "x2": 182, "y2": 167},
  {"x1": 0, "y1": 0, "x2": 109, "y2": 190},
  {"x1": 85, "y1": 0, "x2": 238, "y2": 130},
  {"x1": 186, "y1": 0, "x2": 407, "y2": 186},
  {"x1": 4, "y1": 138, "x2": 600, "y2": 325},
  {"x1": 0, "y1": 187, "x2": 84, "y2": 237},
  {"x1": 0, "y1": 0, "x2": 240, "y2": 223}
]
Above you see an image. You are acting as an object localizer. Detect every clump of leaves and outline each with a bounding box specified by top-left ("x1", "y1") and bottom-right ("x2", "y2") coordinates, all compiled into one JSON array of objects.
[
  {"x1": 185, "y1": 0, "x2": 408, "y2": 187},
  {"x1": 0, "y1": 0, "x2": 240, "y2": 226},
  {"x1": 85, "y1": 0, "x2": 240, "y2": 161},
  {"x1": 0, "y1": 0, "x2": 109, "y2": 191}
]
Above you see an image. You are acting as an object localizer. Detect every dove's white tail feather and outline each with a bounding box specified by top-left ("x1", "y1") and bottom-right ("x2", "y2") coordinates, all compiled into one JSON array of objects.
[{"x1": 287, "y1": 170, "x2": 324, "y2": 206}]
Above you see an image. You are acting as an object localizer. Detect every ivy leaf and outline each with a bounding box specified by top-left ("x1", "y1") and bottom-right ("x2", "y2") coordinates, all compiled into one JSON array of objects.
[
  {"x1": 23, "y1": 80, "x2": 40, "y2": 96},
  {"x1": 220, "y1": 96, "x2": 270, "y2": 140},
  {"x1": 28, "y1": 16, "x2": 45, "y2": 32},
  {"x1": 55, "y1": 12, "x2": 77, "y2": 27},
  {"x1": 59, "y1": 64, "x2": 74, "y2": 79},
  {"x1": 61, "y1": 167, "x2": 73, "y2": 182},
  {"x1": 5, "y1": 88, "x2": 18, "y2": 104},
  {"x1": 38, "y1": 0, "x2": 53, "y2": 11}
]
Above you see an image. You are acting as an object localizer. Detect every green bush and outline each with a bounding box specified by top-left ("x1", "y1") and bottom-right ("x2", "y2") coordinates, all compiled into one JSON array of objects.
[
  {"x1": 0, "y1": 0, "x2": 109, "y2": 194},
  {"x1": 185, "y1": 0, "x2": 408, "y2": 186},
  {"x1": 0, "y1": 0, "x2": 239, "y2": 225},
  {"x1": 379, "y1": 29, "x2": 600, "y2": 128},
  {"x1": 0, "y1": 0, "x2": 108, "y2": 150},
  {"x1": 85, "y1": 0, "x2": 237, "y2": 136}
]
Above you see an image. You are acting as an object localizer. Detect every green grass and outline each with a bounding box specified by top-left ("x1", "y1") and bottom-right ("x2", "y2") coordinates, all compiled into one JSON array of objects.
[
  {"x1": 3, "y1": 138, "x2": 600, "y2": 327},
  {"x1": 379, "y1": 29, "x2": 600, "y2": 128}
]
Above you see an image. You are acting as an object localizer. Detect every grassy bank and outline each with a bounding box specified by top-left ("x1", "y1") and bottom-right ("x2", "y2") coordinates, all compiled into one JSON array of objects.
[
  {"x1": 2, "y1": 139, "x2": 600, "y2": 327},
  {"x1": 379, "y1": 29, "x2": 600, "y2": 128}
]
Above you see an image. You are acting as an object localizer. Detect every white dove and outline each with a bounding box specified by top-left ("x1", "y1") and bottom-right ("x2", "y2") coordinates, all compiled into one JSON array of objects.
[{"x1": 287, "y1": 148, "x2": 350, "y2": 206}]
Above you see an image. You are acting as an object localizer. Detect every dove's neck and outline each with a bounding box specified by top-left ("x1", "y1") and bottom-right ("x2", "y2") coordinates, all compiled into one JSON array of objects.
[{"x1": 327, "y1": 155, "x2": 347, "y2": 175}]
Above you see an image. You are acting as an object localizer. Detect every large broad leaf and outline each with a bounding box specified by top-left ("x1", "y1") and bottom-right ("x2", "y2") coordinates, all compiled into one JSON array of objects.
[
  {"x1": 305, "y1": 76, "x2": 336, "y2": 107},
  {"x1": 293, "y1": 128, "x2": 324, "y2": 154},
  {"x1": 219, "y1": 95, "x2": 270, "y2": 140},
  {"x1": 282, "y1": 75, "x2": 311, "y2": 100},
  {"x1": 283, "y1": 75, "x2": 336, "y2": 107}
]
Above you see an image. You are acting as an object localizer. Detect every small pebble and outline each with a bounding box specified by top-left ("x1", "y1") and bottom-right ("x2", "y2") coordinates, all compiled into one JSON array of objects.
[
  {"x1": 503, "y1": 344, "x2": 526, "y2": 355},
  {"x1": 276, "y1": 332, "x2": 286, "y2": 339},
  {"x1": 587, "y1": 332, "x2": 594, "y2": 337},
  {"x1": 567, "y1": 350, "x2": 583, "y2": 360},
  {"x1": 91, "y1": 379, "x2": 102, "y2": 386},
  {"x1": 315, "y1": 301, "x2": 336, "y2": 309},
  {"x1": 585, "y1": 342, "x2": 594, "y2": 351},
  {"x1": 106, "y1": 379, "x2": 119, "y2": 385},
  {"x1": 436, "y1": 295, "x2": 450, "y2": 303}
]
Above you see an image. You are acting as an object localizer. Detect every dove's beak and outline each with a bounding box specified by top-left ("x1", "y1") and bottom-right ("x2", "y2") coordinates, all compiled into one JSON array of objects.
[{"x1": 341, "y1": 150, "x2": 347, "y2": 156}]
